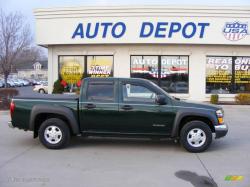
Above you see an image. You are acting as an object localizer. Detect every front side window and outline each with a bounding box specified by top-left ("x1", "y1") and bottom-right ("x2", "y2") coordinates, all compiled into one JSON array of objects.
[
  {"x1": 122, "y1": 83, "x2": 156, "y2": 103},
  {"x1": 87, "y1": 83, "x2": 114, "y2": 101}
]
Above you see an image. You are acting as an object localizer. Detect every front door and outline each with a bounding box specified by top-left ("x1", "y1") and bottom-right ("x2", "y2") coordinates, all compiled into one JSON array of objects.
[
  {"x1": 80, "y1": 80, "x2": 119, "y2": 132},
  {"x1": 118, "y1": 81, "x2": 175, "y2": 134}
]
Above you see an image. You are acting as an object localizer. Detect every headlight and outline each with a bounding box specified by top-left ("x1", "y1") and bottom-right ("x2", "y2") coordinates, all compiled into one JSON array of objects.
[
  {"x1": 216, "y1": 109, "x2": 224, "y2": 124},
  {"x1": 216, "y1": 109, "x2": 223, "y2": 117}
]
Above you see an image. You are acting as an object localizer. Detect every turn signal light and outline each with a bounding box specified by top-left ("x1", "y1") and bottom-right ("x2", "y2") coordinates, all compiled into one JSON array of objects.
[{"x1": 218, "y1": 117, "x2": 224, "y2": 124}]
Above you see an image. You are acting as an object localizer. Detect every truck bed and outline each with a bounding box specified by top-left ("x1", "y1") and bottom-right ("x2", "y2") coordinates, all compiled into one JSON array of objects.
[{"x1": 11, "y1": 94, "x2": 79, "y2": 131}]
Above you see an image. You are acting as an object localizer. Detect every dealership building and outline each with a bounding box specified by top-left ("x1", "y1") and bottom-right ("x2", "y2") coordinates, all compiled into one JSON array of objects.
[{"x1": 34, "y1": 5, "x2": 250, "y2": 101}]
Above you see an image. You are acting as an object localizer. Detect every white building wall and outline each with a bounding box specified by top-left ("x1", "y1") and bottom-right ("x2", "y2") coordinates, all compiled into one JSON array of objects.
[{"x1": 47, "y1": 44, "x2": 250, "y2": 101}]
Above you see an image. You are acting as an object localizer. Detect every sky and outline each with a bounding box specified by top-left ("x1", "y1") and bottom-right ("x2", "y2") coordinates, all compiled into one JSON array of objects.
[{"x1": 1, "y1": 0, "x2": 250, "y2": 46}]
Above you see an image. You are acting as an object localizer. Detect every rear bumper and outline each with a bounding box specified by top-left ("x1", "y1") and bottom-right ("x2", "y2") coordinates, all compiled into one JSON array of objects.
[
  {"x1": 214, "y1": 124, "x2": 228, "y2": 139},
  {"x1": 8, "y1": 121, "x2": 14, "y2": 128}
]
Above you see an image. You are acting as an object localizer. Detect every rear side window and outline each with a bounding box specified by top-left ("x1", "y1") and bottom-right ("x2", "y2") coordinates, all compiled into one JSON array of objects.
[{"x1": 87, "y1": 83, "x2": 114, "y2": 102}]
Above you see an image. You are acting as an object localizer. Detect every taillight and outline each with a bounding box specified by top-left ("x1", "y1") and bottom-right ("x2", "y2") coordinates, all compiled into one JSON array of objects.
[{"x1": 10, "y1": 100, "x2": 15, "y2": 117}]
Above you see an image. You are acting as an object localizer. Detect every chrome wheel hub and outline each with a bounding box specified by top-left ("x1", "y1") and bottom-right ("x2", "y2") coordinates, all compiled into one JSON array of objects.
[
  {"x1": 44, "y1": 125, "x2": 62, "y2": 144},
  {"x1": 187, "y1": 128, "x2": 206, "y2": 148}
]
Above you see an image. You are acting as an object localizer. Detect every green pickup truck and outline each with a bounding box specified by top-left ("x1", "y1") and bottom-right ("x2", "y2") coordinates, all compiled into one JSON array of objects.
[{"x1": 9, "y1": 78, "x2": 228, "y2": 152}]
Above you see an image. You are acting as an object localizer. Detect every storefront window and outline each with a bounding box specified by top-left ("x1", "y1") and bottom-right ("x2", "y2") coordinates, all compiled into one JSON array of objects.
[
  {"x1": 130, "y1": 56, "x2": 158, "y2": 85},
  {"x1": 206, "y1": 56, "x2": 250, "y2": 94},
  {"x1": 87, "y1": 56, "x2": 113, "y2": 77},
  {"x1": 131, "y1": 55, "x2": 189, "y2": 93},
  {"x1": 206, "y1": 56, "x2": 232, "y2": 94},
  {"x1": 234, "y1": 57, "x2": 250, "y2": 93},
  {"x1": 161, "y1": 56, "x2": 189, "y2": 93},
  {"x1": 59, "y1": 55, "x2": 113, "y2": 92},
  {"x1": 59, "y1": 56, "x2": 85, "y2": 87}
]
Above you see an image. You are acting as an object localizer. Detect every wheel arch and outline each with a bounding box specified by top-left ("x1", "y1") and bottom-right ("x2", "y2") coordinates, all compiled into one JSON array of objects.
[
  {"x1": 30, "y1": 105, "x2": 80, "y2": 138},
  {"x1": 178, "y1": 116, "x2": 215, "y2": 135},
  {"x1": 38, "y1": 88, "x2": 45, "y2": 93},
  {"x1": 171, "y1": 111, "x2": 216, "y2": 138}
]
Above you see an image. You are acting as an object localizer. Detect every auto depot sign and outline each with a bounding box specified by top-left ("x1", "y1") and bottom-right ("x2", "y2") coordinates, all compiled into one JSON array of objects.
[
  {"x1": 72, "y1": 22, "x2": 210, "y2": 39},
  {"x1": 35, "y1": 17, "x2": 250, "y2": 45}
]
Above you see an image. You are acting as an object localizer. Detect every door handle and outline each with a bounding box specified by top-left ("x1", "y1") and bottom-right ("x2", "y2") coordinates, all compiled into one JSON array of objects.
[
  {"x1": 121, "y1": 105, "x2": 133, "y2": 110},
  {"x1": 84, "y1": 103, "x2": 96, "y2": 109}
]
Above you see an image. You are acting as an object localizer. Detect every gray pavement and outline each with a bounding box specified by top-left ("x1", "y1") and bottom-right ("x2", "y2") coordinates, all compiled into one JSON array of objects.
[{"x1": 0, "y1": 106, "x2": 249, "y2": 187}]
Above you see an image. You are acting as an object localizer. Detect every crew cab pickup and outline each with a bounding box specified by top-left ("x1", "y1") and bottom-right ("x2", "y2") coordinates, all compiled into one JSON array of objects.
[{"x1": 9, "y1": 78, "x2": 228, "y2": 152}]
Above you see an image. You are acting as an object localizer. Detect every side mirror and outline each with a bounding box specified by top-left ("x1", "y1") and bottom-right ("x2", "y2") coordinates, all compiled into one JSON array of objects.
[
  {"x1": 173, "y1": 96, "x2": 180, "y2": 101},
  {"x1": 155, "y1": 95, "x2": 167, "y2": 105}
]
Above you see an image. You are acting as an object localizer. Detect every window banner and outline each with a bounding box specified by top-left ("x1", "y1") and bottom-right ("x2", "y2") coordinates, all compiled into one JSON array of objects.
[
  {"x1": 206, "y1": 57, "x2": 232, "y2": 84},
  {"x1": 87, "y1": 56, "x2": 113, "y2": 77},
  {"x1": 235, "y1": 57, "x2": 250, "y2": 84},
  {"x1": 60, "y1": 60, "x2": 84, "y2": 84}
]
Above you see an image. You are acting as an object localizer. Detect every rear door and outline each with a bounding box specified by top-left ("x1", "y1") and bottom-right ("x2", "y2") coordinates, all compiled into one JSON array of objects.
[
  {"x1": 118, "y1": 80, "x2": 175, "y2": 134},
  {"x1": 79, "y1": 79, "x2": 120, "y2": 132}
]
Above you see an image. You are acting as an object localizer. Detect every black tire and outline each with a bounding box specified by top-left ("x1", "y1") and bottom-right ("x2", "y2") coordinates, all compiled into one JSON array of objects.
[
  {"x1": 180, "y1": 121, "x2": 212, "y2": 153},
  {"x1": 39, "y1": 89, "x2": 45, "y2": 94},
  {"x1": 38, "y1": 118, "x2": 71, "y2": 149}
]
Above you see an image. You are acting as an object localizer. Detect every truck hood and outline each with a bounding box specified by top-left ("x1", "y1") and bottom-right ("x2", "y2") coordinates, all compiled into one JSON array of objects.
[{"x1": 172, "y1": 99, "x2": 222, "y2": 111}]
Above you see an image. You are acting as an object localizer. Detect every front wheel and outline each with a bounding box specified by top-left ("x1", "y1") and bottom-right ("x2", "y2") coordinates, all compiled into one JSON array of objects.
[
  {"x1": 38, "y1": 118, "x2": 71, "y2": 149},
  {"x1": 180, "y1": 121, "x2": 212, "y2": 153}
]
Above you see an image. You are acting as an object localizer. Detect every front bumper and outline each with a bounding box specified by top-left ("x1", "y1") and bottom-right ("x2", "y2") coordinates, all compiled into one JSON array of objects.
[
  {"x1": 215, "y1": 123, "x2": 228, "y2": 139},
  {"x1": 8, "y1": 121, "x2": 14, "y2": 128}
]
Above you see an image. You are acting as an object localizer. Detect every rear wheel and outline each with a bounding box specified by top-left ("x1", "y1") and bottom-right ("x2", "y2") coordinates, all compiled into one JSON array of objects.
[
  {"x1": 180, "y1": 121, "x2": 212, "y2": 153},
  {"x1": 38, "y1": 118, "x2": 70, "y2": 149}
]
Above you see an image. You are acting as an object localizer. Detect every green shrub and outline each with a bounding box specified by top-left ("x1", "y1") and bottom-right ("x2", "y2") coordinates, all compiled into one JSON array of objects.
[
  {"x1": 235, "y1": 93, "x2": 250, "y2": 105},
  {"x1": 210, "y1": 94, "x2": 219, "y2": 104},
  {"x1": 0, "y1": 88, "x2": 19, "y2": 110},
  {"x1": 52, "y1": 79, "x2": 64, "y2": 94}
]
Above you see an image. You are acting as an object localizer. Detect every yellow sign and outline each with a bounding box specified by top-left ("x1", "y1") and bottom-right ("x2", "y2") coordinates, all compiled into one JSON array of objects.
[
  {"x1": 60, "y1": 61, "x2": 83, "y2": 84},
  {"x1": 87, "y1": 56, "x2": 113, "y2": 77}
]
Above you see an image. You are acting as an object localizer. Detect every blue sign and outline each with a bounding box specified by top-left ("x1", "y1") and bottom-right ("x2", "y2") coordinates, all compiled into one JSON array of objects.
[{"x1": 72, "y1": 21, "x2": 210, "y2": 39}]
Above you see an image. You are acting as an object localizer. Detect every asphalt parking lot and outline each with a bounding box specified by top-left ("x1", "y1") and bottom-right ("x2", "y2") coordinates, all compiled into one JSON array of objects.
[
  {"x1": 14, "y1": 86, "x2": 41, "y2": 96},
  {"x1": 0, "y1": 105, "x2": 250, "y2": 187}
]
